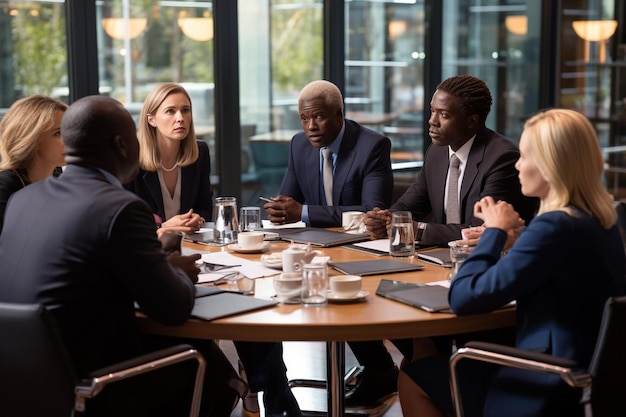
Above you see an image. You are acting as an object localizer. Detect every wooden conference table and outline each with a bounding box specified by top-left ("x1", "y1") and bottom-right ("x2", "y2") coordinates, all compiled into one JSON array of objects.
[{"x1": 137, "y1": 236, "x2": 515, "y2": 417}]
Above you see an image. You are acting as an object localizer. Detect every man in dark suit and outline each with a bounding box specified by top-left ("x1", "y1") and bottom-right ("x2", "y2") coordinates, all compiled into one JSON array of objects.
[
  {"x1": 0, "y1": 95, "x2": 242, "y2": 417},
  {"x1": 262, "y1": 79, "x2": 393, "y2": 227},
  {"x1": 349, "y1": 75, "x2": 539, "y2": 408},
  {"x1": 364, "y1": 75, "x2": 537, "y2": 246},
  {"x1": 247, "y1": 79, "x2": 393, "y2": 413}
]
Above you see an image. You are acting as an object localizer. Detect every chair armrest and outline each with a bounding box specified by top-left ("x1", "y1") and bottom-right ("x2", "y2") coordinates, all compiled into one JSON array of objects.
[
  {"x1": 461, "y1": 341, "x2": 582, "y2": 370},
  {"x1": 75, "y1": 344, "x2": 206, "y2": 417},
  {"x1": 449, "y1": 341, "x2": 591, "y2": 417}
]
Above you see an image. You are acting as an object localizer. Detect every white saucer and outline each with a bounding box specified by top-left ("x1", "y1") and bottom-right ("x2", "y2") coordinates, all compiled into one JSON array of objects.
[
  {"x1": 260, "y1": 254, "x2": 283, "y2": 269},
  {"x1": 260, "y1": 254, "x2": 332, "y2": 270},
  {"x1": 228, "y1": 242, "x2": 271, "y2": 254},
  {"x1": 326, "y1": 290, "x2": 369, "y2": 303}
]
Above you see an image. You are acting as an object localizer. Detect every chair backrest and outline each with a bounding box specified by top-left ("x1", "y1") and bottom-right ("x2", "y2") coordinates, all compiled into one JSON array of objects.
[
  {"x1": 0, "y1": 302, "x2": 77, "y2": 417},
  {"x1": 588, "y1": 296, "x2": 626, "y2": 417}
]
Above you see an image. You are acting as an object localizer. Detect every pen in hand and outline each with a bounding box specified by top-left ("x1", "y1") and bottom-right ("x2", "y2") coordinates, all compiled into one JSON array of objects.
[{"x1": 259, "y1": 196, "x2": 272, "y2": 203}]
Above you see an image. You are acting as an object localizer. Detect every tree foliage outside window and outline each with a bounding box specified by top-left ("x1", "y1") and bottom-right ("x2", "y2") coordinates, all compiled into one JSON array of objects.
[
  {"x1": 12, "y1": 4, "x2": 66, "y2": 97},
  {"x1": 271, "y1": 0, "x2": 323, "y2": 96}
]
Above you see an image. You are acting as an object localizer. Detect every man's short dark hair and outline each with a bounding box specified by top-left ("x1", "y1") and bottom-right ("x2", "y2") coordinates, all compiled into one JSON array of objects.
[{"x1": 437, "y1": 75, "x2": 492, "y2": 125}]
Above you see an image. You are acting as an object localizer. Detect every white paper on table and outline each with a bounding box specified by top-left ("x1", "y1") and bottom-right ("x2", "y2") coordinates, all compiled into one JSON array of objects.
[
  {"x1": 197, "y1": 272, "x2": 237, "y2": 284},
  {"x1": 426, "y1": 279, "x2": 451, "y2": 288},
  {"x1": 352, "y1": 238, "x2": 390, "y2": 253},
  {"x1": 201, "y1": 252, "x2": 280, "y2": 279},
  {"x1": 261, "y1": 220, "x2": 306, "y2": 229}
]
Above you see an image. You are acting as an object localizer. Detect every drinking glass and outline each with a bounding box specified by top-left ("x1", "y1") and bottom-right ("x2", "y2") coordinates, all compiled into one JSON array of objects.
[
  {"x1": 389, "y1": 211, "x2": 415, "y2": 257},
  {"x1": 448, "y1": 240, "x2": 475, "y2": 280},
  {"x1": 301, "y1": 263, "x2": 328, "y2": 306},
  {"x1": 240, "y1": 206, "x2": 261, "y2": 231}
]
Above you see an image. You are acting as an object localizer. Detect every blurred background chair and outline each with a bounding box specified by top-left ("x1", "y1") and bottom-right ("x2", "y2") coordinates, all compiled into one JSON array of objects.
[
  {"x1": 0, "y1": 302, "x2": 206, "y2": 417},
  {"x1": 250, "y1": 140, "x2": 290, "y2": 208},
  {"x1": 449, "y1": 296, "x2": 626, "y2": 417}
]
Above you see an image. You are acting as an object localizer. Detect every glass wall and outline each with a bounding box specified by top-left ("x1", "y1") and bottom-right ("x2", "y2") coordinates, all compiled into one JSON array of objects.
[
  {"x1": 343, "y1": 0, "x2": 426, "y2": 195},
  {"x1": 556, "y1": 0, "x2": 624, "y2": 196},
  {"x1": 3, "y1": 0, "x2": 626, "y2": 200},
  {"x1": 238, "y1": 0, "x2": 323, "y2": 204}
]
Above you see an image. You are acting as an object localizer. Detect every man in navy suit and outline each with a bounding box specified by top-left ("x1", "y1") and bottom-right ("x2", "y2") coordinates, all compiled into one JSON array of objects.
[
  {"x1": 0, "y1": 95, "x2": 243, "y2": 417},
  {"x1": 246, "y1": 80, "x2": 393, "y2": 412},
  {"x1": 262, "y1": 79, "x2": 393, "y2": 227}
]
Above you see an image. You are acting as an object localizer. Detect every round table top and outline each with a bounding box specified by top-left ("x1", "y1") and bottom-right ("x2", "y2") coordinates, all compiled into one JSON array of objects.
[{"x1": 137, "y1": 237, "x2": 515, "y2": 342}]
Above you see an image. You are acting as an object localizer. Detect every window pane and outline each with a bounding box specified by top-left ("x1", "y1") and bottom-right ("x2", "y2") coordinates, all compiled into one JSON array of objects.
[
  {"x1": 346, "y1": 0, "x2": 426, "y2": 194},
  {"x1": 239, "y1": 0, "x2": 323, "y2": 206},
  {"x1": 557, "y1": 1, "x2": 624, "y2": 197},
  {"x1": 0, "y1": 0, "x2": 68, "y2": 112},
  {"x1": 441, "y1": 0, "x2": 540, "y2": 143},
  {"x1": 96, "y1": 0, "x2": 216, "y2": 179}
]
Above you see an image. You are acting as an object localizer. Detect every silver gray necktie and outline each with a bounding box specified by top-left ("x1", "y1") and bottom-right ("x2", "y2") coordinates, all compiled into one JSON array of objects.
[
  {"x1": 446, "y1": 154, "x2": 461, "y2": 224},
  {"x1": 322, "y1": 148, "x2": 333, "y2": 206}
]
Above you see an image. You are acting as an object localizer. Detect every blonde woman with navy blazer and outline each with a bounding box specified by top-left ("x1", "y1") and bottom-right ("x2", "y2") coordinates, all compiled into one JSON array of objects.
[{"x1": 399, "y1": 109, "x2": 626, "y2": 417}]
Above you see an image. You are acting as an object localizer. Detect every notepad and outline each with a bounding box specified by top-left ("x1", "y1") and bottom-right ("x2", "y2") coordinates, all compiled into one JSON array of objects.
[{"x1": 328, "y1": 259, "x2": 424, "y2": 276}]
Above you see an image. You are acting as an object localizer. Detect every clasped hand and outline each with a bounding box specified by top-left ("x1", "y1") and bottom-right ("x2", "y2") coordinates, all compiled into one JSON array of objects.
[
  {"x1": 362, "y1": 207, "x2": 393, "y2": 238},
  {"x1": 157, "y1": 209, "x2": 204, "y2": 237},
  {"x1": 471, "y1": 196, "x2": 525, "y2": 250}
]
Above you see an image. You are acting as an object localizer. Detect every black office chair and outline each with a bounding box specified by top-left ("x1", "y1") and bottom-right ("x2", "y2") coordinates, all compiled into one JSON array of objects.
[
  {"x1": 449, "y1": 296, "x2": 626, "y2": 417},
  {"x1": 0, "y1": 302, "x2": 206, "y2": 417}
]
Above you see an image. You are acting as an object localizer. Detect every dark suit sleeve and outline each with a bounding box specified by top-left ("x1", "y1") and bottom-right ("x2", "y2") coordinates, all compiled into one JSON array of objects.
[
  {"x1": 421, "y1": 147, "x2": 525, "y2": 245},
  {"x1": 108, "y1": 199, "x2": 195, "y2": 325},
  {"x1": 279, "y1": 135, "x2": 306, "y2": 204}
]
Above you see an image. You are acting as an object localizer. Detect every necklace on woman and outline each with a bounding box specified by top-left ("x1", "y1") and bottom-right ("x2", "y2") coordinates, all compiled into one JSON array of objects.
[{"x1": 160, "y1": 162, "x2": 179, "y2": 172}]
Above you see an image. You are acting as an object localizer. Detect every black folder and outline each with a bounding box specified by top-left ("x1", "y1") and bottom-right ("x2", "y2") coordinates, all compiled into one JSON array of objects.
[
  {"x1": 375, "y1": 279, "x2": 451, "y2": 313},
  {"x1": 328, "y1": 259, "x2": 424, "y2": 276},
  {"x1": 273, "y1": 228, "x2": 371, "y2": 247},
  {"x1": 417, "y1": 248, "x2": 452, "y2": 267},
  {"x1": 191, "y1": 286, "x2": 278, "y2": 321}
]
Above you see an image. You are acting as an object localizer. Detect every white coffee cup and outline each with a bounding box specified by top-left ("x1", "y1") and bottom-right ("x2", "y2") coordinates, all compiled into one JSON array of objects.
[
  {"x1": 330, "y1": 275, "x2": 362, "y2": 298},
  {"x1": 237, "y1": 231, "x2": 264, "y2": 249},
  {"x1": 342, "y1": 211, "x2": 364, "y2": 232}
]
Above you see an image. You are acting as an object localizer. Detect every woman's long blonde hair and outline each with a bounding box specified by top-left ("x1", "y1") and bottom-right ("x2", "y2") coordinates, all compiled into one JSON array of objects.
[
  {"x1": 0, "y1": 95, "x2": 68, "y2": 170},
  {"x1": 523, "y1": 108, "x2": 616, "y2": 228},
  {"x1": 137, "y1": 83, "x2": 198, "y2": 171}
]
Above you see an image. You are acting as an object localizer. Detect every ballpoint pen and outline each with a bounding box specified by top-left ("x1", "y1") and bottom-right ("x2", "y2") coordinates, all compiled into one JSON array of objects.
[
  {"x1": 258, "y1": 196, "x2": 272, "y2": 203},
  {"x1": 202, "y1": 262, "x2": 241, "y2": 272}
]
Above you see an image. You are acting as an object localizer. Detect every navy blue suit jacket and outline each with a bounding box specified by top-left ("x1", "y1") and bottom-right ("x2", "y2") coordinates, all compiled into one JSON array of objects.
[
  {"x1": 0, "y1": 165, "x2": 195, "y2": 377},
  {"x1": 391, "y1": 127, "x2": 538, "y2": 246},
  {"x1": 279, "y1": 119, "x2": 393, "y2": 227},
  {"x1": 126, "y1": 140, "x2": 213, "y2": 223},
  {"x1": 450, "y1": 209, "x2": 625, "y2": 416}
]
